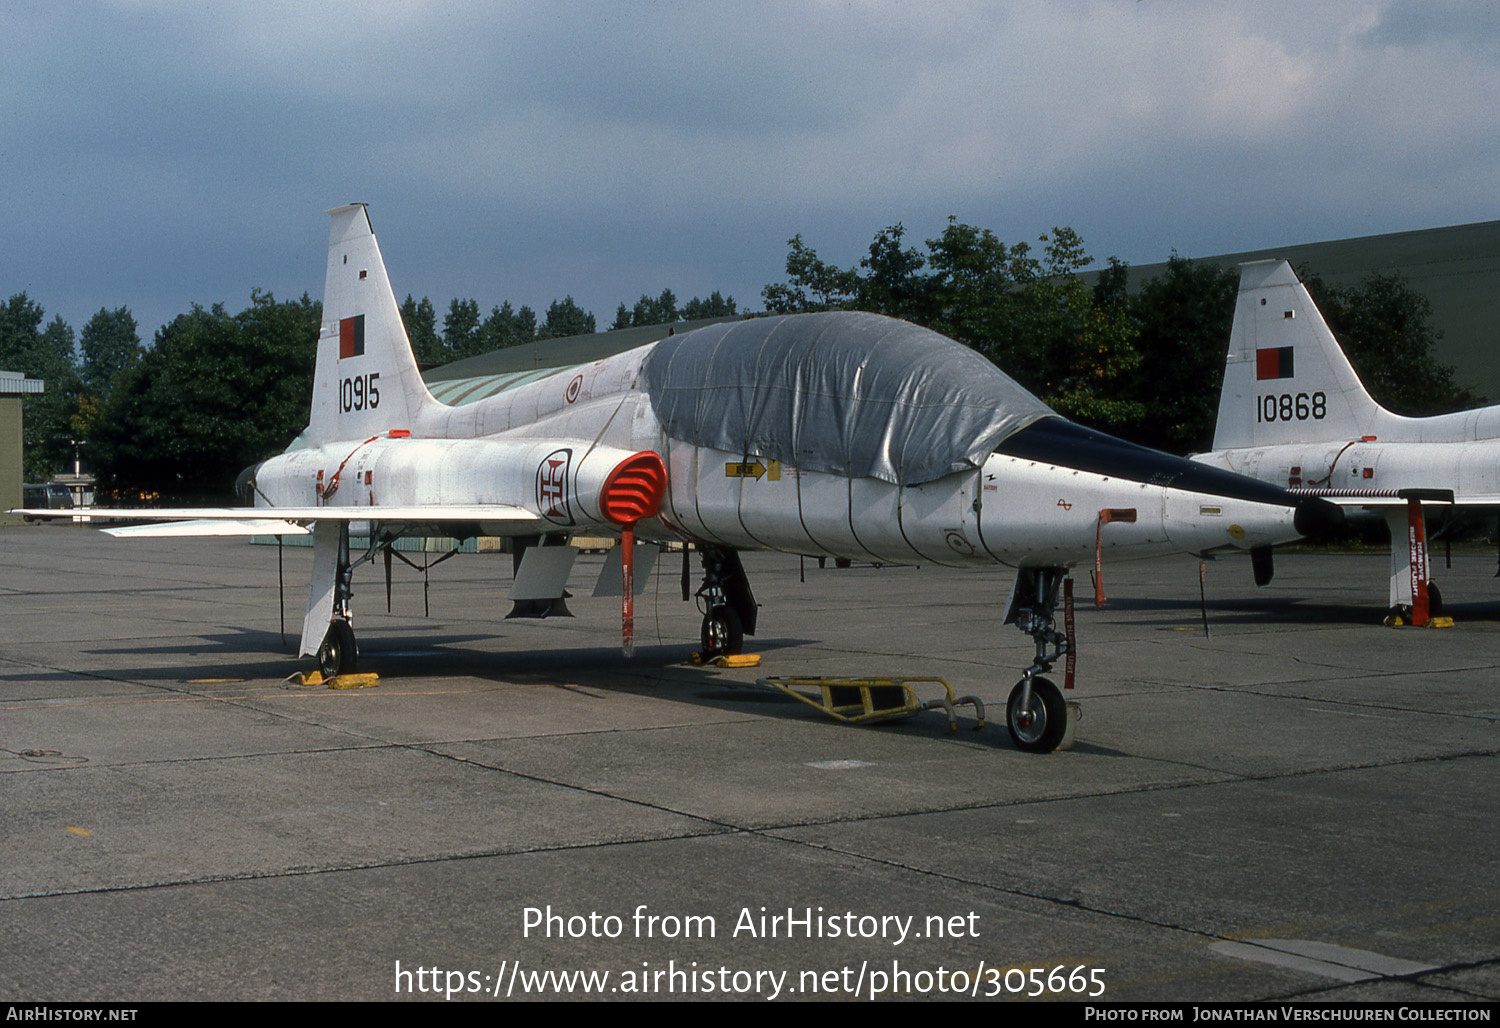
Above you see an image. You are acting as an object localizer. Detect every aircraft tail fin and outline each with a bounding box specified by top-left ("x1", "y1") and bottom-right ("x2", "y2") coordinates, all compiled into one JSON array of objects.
[
  {"x1": 307, "y1": 204, "x2": 439, "y2": 445},
  {"x1": 1212, "y1": 260, "x2": 1396, "y2": 450}
]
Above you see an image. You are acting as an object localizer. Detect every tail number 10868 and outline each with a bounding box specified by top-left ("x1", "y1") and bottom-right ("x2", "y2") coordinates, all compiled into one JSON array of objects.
[
  {"x1": 341, "y1": 373, "x2": 381, "y2": 413},
  {"x1": 1257, "y1": 391, "x2": 1325, "y2": 423}
]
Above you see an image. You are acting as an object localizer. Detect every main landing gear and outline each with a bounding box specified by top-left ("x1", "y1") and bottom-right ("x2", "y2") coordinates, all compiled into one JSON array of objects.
[
  {"x1": 1383, "y1": 491, "x2": 1454, "y2": 627},
  {"x1": 317, "y1": 524, "x2": 360, "y2": 678},
  {"x1": 695, "y1": 546, "x2": 756, "y2": 659},
  {"x1": 1004, "y1": 567, "x2": 1076, "y2": 754},
  {"x1": 313, "y1": 522, "x2": 404, "y2": 679},
  {"x1": 318, "y1": 618, "x2": 356, "y2": 679}
]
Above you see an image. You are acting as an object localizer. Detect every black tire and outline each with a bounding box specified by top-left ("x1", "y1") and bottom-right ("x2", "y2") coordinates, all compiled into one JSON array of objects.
[
  {"x1": 700, "y1": 605, "x2": 743, "y2": 657},
  {"x1": 1427, "y1": 582, "x2": 1443, "y2": 616},
  {"x1": 318, "y1": 620, "x2": 357, "y2": 678},
  {"x1": 1007, "y1": 676, "x2": 1067, "y2": 753}
]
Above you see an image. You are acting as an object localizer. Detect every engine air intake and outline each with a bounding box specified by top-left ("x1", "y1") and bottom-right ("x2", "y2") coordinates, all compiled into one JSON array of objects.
[{"x1": 601, "y1": 452, "x2": 667, "y2": 525}]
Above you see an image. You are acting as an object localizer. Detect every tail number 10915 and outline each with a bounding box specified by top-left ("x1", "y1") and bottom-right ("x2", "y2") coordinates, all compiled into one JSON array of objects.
[{"x1": 341, "y1": 372, "x2": 381, "y2": 413}]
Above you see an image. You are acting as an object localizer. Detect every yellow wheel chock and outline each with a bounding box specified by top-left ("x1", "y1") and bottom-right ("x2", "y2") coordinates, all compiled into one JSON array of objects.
[
  {"x1": 757, "y1": 676, "x2": 985, "y2": 731},
  {"x1": 284, "y1": 670, "x2": 382, "y2": 689}
]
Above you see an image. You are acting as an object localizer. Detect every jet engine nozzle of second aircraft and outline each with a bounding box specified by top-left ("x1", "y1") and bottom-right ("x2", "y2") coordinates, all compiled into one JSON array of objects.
[{"x1": 1291, "y1": 495, "x2": 1345, "y2": 540}]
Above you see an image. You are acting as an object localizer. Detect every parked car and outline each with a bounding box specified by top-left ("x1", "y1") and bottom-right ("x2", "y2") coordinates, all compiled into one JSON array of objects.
[{"x1": 21, "y1": 482, "x2": 73, "y2": 521}]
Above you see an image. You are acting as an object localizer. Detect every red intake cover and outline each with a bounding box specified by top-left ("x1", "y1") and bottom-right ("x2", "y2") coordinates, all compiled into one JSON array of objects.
[{"x1": 601, "y1": 452, "x2": 667, "y2": 525}]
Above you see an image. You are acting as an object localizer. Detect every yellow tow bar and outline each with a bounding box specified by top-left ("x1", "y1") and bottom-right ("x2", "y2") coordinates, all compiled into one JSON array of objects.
[{"x1": 757, "y1": 676, "x2": 985, "y2": 731}]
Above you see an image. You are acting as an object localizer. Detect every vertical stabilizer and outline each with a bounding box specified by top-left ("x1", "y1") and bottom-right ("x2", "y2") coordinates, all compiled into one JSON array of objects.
[
  {"x1": 1212, "y1": 260, "x2": 1394, "y2": 450},
  {"x1": 307, "y1": 204, "x2": 437, "y2": 445}
]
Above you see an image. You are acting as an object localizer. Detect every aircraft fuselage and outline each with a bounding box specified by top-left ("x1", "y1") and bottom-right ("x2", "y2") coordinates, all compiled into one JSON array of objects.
[{"x1": 255, "y1": 338, "x2": 1306, "y2": 569}]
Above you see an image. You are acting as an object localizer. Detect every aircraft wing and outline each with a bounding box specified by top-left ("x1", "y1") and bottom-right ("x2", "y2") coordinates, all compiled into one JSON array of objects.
[
  {"x1": 101, "y1": 519, "x2": 313, "y2": 538},
  {"x1": 12, "y1": 504, "x2": 542, "y2": 538},
  {"x1": 1290, "y1": 489, "x2": 1500, "y2": 507}
]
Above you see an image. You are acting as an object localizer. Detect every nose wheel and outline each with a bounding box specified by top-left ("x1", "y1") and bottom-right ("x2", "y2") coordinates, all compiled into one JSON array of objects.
[
  {"x1": 694, "y1": 546, "x2": 754, "y2": 658},
  {"x1": 1006, "y1": 676, "x2": 1066, "y2": 753},
  {"x1": 700, "y1": 605, "x2": 743, "y2": 658}
]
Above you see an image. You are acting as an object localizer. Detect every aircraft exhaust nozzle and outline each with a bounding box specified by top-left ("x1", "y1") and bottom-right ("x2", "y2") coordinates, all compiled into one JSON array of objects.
[
  {"x1": 1292, "y1": 496, "x2": 1345, "y2": 540},
  {"x1": 234, "y1": 462, "x2": 263, "y2": 505}
]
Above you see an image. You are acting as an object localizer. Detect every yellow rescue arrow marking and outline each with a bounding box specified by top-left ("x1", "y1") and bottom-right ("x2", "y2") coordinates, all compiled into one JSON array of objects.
[{"x1": 725, "y1": 458, "x2": 781, "y2": 481}]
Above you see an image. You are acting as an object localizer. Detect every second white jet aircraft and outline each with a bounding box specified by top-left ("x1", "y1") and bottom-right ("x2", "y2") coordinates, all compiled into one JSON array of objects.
[{"x1": 1197, "y1": 259, "x2": 1494, "y2": 624}]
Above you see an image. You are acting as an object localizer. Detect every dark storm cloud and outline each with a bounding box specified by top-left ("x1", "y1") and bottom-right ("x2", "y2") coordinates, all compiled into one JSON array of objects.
[{"x1": 1, "y1": 1, "x2": 1496, "y2": 348}]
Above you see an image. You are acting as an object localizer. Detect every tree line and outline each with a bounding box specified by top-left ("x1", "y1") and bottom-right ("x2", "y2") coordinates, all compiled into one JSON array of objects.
[
  {"x1": 0, "y1": 220, "x2": 1474, "y2": 501},
  {"x1": 760, "y1": 219, "x2": 1480, "y2": 454}
]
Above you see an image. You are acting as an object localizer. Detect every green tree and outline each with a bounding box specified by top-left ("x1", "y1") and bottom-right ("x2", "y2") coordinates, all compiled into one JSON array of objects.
[
  {"x1": 442, "y1": 298, "x2": 483, "y2": 360},
  {"x1": 0, "y1": 294, "x2": 83, "y2": 478},
  {"x1": 0, "y1": 293, "x2": 46, "y2": 368},
  {"x1": 399, "y1": 295, "x2": 442, "y2": 366},
  {"x1": 856, "y1": 223, "x2": 930, "y2": 321},
  {"x1": 1028, "y1": 231, "x2": 1142, "y2": 429},
  {"x1": 78, "y1": 306, "x2": 141, "y2": 400},
  {"x1": 923, "y1": 222, "x2": 1142, "y2": 431},
  {"x1": 30, "y1": 317, "x2": 84, "y2": 478},
  {"x1": 537, "y1": 296, "x2": 595, "y2": 339},
  {"x1": 760, "y1": 220, "x2": 1142, "y2": 433},
  {"x1": 1120, "y1": 255, "x2": 1239, "y2": 453},
  {"x1": 638, "y1": 288, "x2": 678, "y2": 326},
  {"x1": 761, "y1": 234, "x2": 859, "y2": 312},
  {"x1": 682, "y1": 291, "x2": 737, "y2": 320},
  {"x1": 610, "y1": 288, "x2": 681, "y2": 329},
  {"x1": 612, "y1": 289, "x2": 737, "y2": 328},
  {"x1": 87, "y1": 291, "x2": 320, "y2": 502},
  {"x1": 479, "y1": 301, "x2": 538, "y2": 350}
]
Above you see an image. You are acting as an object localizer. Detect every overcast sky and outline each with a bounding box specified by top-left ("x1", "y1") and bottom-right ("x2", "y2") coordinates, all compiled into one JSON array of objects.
[{"x1": 4, "y1": 1, "x2": 1498, "y2": 345}]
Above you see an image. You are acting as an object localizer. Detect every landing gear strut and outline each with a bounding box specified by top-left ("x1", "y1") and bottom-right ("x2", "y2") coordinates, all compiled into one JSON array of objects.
[
  {"x1": 1003, "y1": 567, "x2": 1075, "y2": 753},
  {"x1": 314, "y1": 522, "x2": 367, "y2": 677},
  {"x1": 695, "y1": 546, "x2": 756, "y2": 658}
]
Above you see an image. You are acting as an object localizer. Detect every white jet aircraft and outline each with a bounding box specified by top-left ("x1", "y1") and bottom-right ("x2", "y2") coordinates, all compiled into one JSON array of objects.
[
  {"x1": 20, "y1": 206, "x2": 1340, "y2": 752},
  {"x1": 1195, "y1": 259, "x2": 1495, "y2": 624}
]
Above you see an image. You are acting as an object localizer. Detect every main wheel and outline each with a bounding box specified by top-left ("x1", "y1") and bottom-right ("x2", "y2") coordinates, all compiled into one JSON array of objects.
[
  {"x1": 318, "y1": 620, "x2": 357, "y2": 678},
  {"x1": 1007, "y1": 676, "x2": 1067, "y2": 753},
  {"x1": 700, "y1": 605, "x2": 743, "y2": 657}
]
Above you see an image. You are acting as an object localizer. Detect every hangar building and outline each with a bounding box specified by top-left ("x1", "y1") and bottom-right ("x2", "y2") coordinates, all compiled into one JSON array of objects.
[
  {"x1": 1, "y1": 371, "x2": 44, "y2": 523},
  {"x1": 1113, "y1": 220, "x2": 1500, "y2": 401}
]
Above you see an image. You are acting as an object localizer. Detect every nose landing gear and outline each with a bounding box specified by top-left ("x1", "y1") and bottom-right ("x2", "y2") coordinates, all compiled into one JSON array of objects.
[
  {"x1": 695, "y1": 546, "x2": 757, "y2": 659},
  {"x1": 1004, "y1": 567, "x2": 1078, "y2": 753}
]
